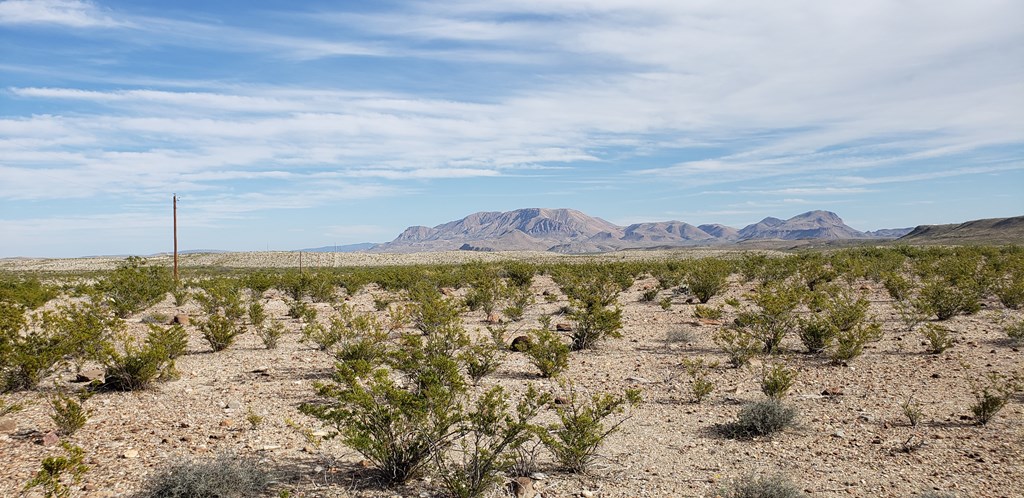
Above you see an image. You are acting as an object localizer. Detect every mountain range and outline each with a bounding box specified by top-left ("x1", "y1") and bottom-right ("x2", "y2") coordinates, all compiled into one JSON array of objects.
[{"x1": 369, "y1": 208, "x2": 914, "y2": 254}]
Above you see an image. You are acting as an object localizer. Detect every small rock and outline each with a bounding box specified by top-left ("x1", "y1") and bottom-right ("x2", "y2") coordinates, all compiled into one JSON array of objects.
[
  {"x1": 581, "y1": 490, "x2": 596, "y2": 498},
  {"x1": 225, "y1": 400, "x2": 242, "y2": 410},
  {"x1": 510, "y1": 335, "x2": 531, "y2": 352},
  {"x1": 220, "y1": 419, "x2": 234, "y2": 427},
  {"x1": 261, "y1": 445, "x2": 281, "y2": 451},
  {"x1": 42, "y1": 431, "x2": 60, "y2": 447},
  {"x1": 626, "y1": 376, "x2": 651, "y2": 384},
  {"x1": 931, "y1": 373, "x2": 941, "y2": 379},
  {"x1": 530, "y1": 472, "x2": 548, "y2": 481},
  {"x1": 0, "y1": 417, "x2": 16, "y2": 434},
  {"x1": 822, "y1": 387, "x2": 844, "y2": 396},
  {"x1": 555, "y1": 323, "x2": 573, "y2": 332},
  {"x1": 311, "y1": 430, "x2": 328, "y2": 438},
  {"x1": 486, "y1": 312, "x2": 502, "y2": 324},
  {"x1": 123, "y1": 449, "x2": 139, "y2": 459},
  {"x1": 509, "y1": 477, "x2": 534, "y2": 498},
  {"x1": 440, "y1": 287, "x2": 456, "y2": 296},
  {"x1": 74, "y1": 368, "x2": 105, "y2": 384},
  {"x1": 171, "y1": 313, "x2": 189, "y2": 326},
  {"x1": 314, "y1": 466, "x2": 324, "y2": 473},
  {"x1": 833, "y1": 430, "x2": 845, "y2": 438},
  {"x1": 553, "y1": 397, "x2": 569, "y2": 406}
]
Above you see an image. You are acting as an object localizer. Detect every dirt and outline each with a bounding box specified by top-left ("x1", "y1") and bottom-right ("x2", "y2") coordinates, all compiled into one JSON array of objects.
[{"x1": 1, "y1": 252, "x2": 1021, "y2": 498}]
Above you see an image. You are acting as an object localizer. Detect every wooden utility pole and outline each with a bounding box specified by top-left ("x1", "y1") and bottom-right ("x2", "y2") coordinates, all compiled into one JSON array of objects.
[{"x1": 173, "y1": 194, "x2": 179, "y2": 283}]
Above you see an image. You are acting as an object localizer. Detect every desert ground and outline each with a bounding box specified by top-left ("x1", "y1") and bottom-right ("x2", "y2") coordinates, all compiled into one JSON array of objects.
[{"x1": 1, "y1": 250, "x2": 1021, "y2": 498}]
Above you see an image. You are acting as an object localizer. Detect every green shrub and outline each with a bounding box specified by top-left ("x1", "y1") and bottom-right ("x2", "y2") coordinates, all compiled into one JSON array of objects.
[
  {"x1": 738, "y1": 282, "x2": 802, "y2": 354},
  {"x1": 724, "y1": 399, "x2": 797, "y2": 438},
  {"x1": 286, "y1": 299, "x2": 315, "y2": 321},
  {"x1": 242, "y1": 270, "x2": 277, "y2": 295},
  {"x1": 48, "y1": 390, "x2": 90, "y2": 436},
  {"x1": 302, "y1": 329, "x2": 468, "y2": 483},
  {"x1": 921, "y1": 324, "x2": 955, "y2": 354},
  {"x1": 797, "y1": 315, "x2": 837, "y2": 354},
  {"x1": 140, "y1": 452, "x2": 271, "y2": 498},
  {"x1": 102, "y1": 332, "x2": 173, "y2": 391},
  {"x1": 0, "y1": 275, "x2": 58, "y2": 309},
  {"x1": 558, "y1": 273, "x2": 624, "y2": 350},
  {"x1": 461, "y1": 339, "x2": 503, "y2": 385},
  {"x1": 686, "y1": 258, "x2": 732, "y2": 303},
  {"x1": 256, "y1": 321, "x2": 285, "y2": 349},
  {"x1": 539, "y1": 383, "x2": 641, "y2": 473},
  {"x1": 247, "y1": 301, "x2": 266, "y2": 329},
  {"x1": 713, "y1": 327, "x2": 760, "y2": 368},
  {"x1": 829, "y1": 321, "x2": 882, "y2": 364},
  {"x1": 194, "y1": 278, "x2": 245, "y2": 322},
  {"x1": 526, "y1": 327, "x2": 570, "y2": 378},
  {"x1": 883, "y1": 271, "x2": 913, "y2": 301},
  {"x1": 23, "y1": 442, "x2": 88, "y2": 498},
  {"x1": 98, "y1": 257, "x2": 173, "y2": 318},
  {"x1": 901, "y1": 398, "x2": 923, "y2": 427},
  {"x1": 38, "y1": 300, "x2": 123, "y2": 372},
  {"x1": 503, "y1": 285, "x2": 533, "y2": 322},
  {"x1": 994, "y1": 273, "x2": 1024, "y2": 310},
  {"x1": 332, "y1": 314, "x2": 389, "y2": 375},
  {"x1": 720, "y1": 473, "x2": 805, "y2": 498},
  {"x1": 969, "y1": 370, "x2": 1021, "y2": 425},
  {"x1": 681, "y1": 357, "x2": 717, "y2": 403},
  {"x1": 436, "y1": 386, "x2": 547, "y2": 498},
  {"x1": 1006, "y1": 319, "x2": 1024, "y2": 344},
  {"x1": 640, "y1": 288, "x2": 659, "y2": 302},
  {"x1": 197, "y1": 314, "x2": 243, "y2": 353},
  {"x1": 658, "y1": 297, "x2": 673, "y2": 310},
  {"x1": 761, "y1": 363, "x2": 797, "y2": 400},
  {"x1": 693, "y1": 304, "x2": 724, "y2": 320},
  {"x1": 411, "y1": 284, "x2": 463, "y2": 336},
  {"x1": 914, "y1": 278, "x2": 981, "y2": 321},
  {"x1": 2, "y1": 320, "x2": 67, "y2": 392},
  {"x1": 170, "y1": 286, "x2": 189, "y2": 307}
]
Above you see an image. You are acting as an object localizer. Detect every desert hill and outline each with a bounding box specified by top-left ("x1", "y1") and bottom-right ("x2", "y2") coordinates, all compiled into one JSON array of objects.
[{"x1": 898, "y1": 215, "x2": 1024, "y2": 245}]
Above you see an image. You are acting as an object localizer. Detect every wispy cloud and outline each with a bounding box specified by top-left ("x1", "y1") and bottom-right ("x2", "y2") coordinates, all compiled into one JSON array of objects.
[{"x1": 0, "y1": 0, "x2": 124, "y2": 28}]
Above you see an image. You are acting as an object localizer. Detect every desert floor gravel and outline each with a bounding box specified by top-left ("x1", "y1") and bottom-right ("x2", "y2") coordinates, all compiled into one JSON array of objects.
[{"x1": 1, "y1": 251, "x2": 1021, "y2": 497}]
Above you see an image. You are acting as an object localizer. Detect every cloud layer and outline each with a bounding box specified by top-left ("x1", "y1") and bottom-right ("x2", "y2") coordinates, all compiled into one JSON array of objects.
[{"x1": 1, "y1": 0, "x2": 1022, "y2": 256}]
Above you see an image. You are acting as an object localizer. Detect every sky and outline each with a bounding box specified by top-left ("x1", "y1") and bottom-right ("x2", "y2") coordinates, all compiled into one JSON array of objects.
[{"x1": 1, "y1": 0, "x2": 1022, "y2": 257}]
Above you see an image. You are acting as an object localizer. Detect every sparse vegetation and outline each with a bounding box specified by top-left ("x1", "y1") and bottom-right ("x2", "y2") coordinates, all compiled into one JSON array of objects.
[
  {"x1": 720, "y1": 472, "x2": 805, "y2": 498},
  {"x1": 139, "y1": 452, "x2": 271, "y2": 498},
  {"x1": 760, "y1": 363, "x2": 797, "y2": 400},
  {"x1": 724, "y1": 399, "x2": 798, "y2": 438},
  {"x1": 525, "y1": 327, "x2": 570, "y2": 378},
  {"x1": 538, "y1": 382, "x2": 641, "y2": 473},
  {"x1": 23, "y1": 442, "x2": 88, "y2": 498}
]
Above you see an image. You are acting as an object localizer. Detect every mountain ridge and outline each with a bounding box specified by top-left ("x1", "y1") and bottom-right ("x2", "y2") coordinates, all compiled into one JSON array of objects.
[{"x1": 371, "y1": 208, "x2": 897, "y2": 253}]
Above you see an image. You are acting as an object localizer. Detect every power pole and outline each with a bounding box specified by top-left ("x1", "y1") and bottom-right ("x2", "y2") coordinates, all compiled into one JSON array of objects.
[{"x1": 173, "y1": 194, "x2": 179, "y2": 283}]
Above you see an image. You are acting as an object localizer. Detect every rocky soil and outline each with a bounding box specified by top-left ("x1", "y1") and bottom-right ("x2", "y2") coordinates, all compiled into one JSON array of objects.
[{"x1": 1, "y1": 252, "x2": 1022, "y2": 497}]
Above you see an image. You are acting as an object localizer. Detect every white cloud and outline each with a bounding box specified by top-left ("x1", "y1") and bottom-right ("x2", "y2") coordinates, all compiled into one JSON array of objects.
[{"x1": 0, "y1": 0, "x2": 124, "y2": 27}]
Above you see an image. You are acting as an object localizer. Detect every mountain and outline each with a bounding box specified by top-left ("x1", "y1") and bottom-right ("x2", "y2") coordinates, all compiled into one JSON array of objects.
[
  {"x1": 300, "y1": 243, "x2": 377, "y2": 253},
  {"x1": 864, "y1": 228, "x2": 913, "y2": 239},
  {"x1": 897, "y1": 215, "x2": 1024, "y2": 244},
  {"x1": 374, "y1": 208, "x2": 879, "y2": 253},
  {"x1": 372, "y1": 208, "x2": 622, "y2": 252},
  {"x1": 737, "y1": 210, "x2": 864, "y2": 240}
]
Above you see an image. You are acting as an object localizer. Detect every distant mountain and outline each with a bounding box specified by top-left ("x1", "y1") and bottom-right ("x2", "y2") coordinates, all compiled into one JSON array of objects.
[
  {"x1": 300, "y1": 243, "x2": 377, "y2": 253},
  {"x1": 898, "y1": 215, "x2": 1024, "y2": 244},
  {"x1": 374, "y1": 208, "x2": 879, "y2": 253},
  {"x1": 374, "y1": 208, "x2": 622, "y2": 252},
  {"x1": 737, "y1": 210, "x2": 865, "y2": 240},
  {"x1": 864, "y1": 228, "x2": 913, "y2": 238}
]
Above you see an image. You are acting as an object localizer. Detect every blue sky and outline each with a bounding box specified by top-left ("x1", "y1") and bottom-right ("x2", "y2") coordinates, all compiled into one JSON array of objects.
[{"x1": 1, "y1": 0, "x2": 1022, "y2": 257}]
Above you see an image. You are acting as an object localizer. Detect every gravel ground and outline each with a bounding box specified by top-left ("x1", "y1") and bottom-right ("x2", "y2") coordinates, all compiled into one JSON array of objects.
[{"x1": 1, "y1": 252, "x2": 1021, "y2": 498}]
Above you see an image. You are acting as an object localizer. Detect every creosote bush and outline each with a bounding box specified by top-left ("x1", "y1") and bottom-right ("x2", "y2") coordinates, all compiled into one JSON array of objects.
[
  {"x1": 525, "y1": 327, "x2": 570, "y2": 378},
  {"x1": 139, "y1": 452, "x2": 271, "y2": 498},
  {"x1": 681, "y1": 357, "x2": 716, "y2": 403},
  {"x1": 24, "y1": 442, "x2": 88, "y2": 498},
  {"x1": 685, "y1": 258, "x2": 732, "y2": 303},
  {"x1": 713, "y1": 326, "x2": 760, "y2": 368},
  {"x1": 435, "y1": 385, "x2": 548, "y2": 498},
  {"x1": 98, "y1": 256, "x2": 173, "y2": 318},
  {"x1": 539, "y1": 382, "x2": 641, "y2": 473},
  {"x1": 761, "y1": 363, "x2": 797, "y2": 400},
  {"x1": 829, "y1": 321, "x2": 882, "y2": 364},
  {"x1": 968, "y1": 370, "x2": 1021, "y2": 425},
  {"x1": 921, "y1": 324, "x2": 955, "y2": 354},
  {"x1": 738, "y1": 282, "x2": 803, "y2": 355},
  {"x1": 48, "y1": 389, "x2": 90, "y2": 436},
  {"x1": 198, "y1": 314, "x2": 244, "y2": 353}
]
